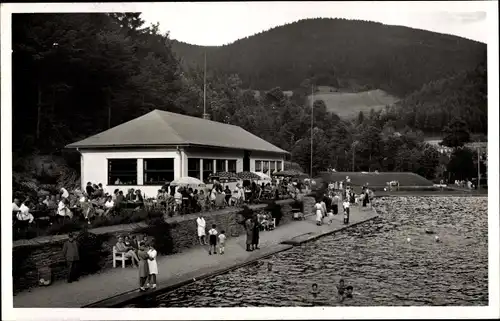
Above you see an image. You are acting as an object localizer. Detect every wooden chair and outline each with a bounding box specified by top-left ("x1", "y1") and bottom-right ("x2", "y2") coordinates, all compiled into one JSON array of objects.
[{"x1": 112, "y1": 246, "x2": 130, "y2": 268}]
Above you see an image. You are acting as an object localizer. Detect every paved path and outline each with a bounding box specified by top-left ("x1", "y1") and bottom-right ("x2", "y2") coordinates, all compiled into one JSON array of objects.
[{"x1": 13, "y1": 206, "x2": 377, "y2": 308}]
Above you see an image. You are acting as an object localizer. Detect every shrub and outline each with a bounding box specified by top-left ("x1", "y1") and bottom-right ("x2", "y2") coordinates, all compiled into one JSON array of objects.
[
  {"x1": 137, "y1": 218, "x2": 174, "y2": 255},
  {"x1": 76, "y1": 228, "x2": 109, "y2": 275},
  {"x1": 266, "y1": 201, "x2": 283, "y2": 226},
  {"x1": 46, "y1": 218, "x2": 82, "y2": 235}
]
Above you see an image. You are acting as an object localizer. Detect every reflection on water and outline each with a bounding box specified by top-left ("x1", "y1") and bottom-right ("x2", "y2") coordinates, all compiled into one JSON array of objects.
[{"x1": 128, "y1": 196, "x2": 488, "y2": 307}]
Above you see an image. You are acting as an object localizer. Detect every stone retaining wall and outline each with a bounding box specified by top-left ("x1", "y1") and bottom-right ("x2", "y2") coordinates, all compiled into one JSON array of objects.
[{"x1": 13, "y1": 197, "x2": 315, "y2": 293}]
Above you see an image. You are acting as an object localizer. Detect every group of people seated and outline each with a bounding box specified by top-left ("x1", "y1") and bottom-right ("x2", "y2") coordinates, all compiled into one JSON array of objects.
[
  {"x1": 114, "y1": 233, "x2": 150, "y2": 267},
  {"x1": 12, "y1": 181, "x2": 148, "y2": 231}
]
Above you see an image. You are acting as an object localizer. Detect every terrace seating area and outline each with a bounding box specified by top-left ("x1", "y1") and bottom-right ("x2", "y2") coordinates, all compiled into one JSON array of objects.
[{"x1": 12, "y1": 173, "x2": 309, "y2": 241}]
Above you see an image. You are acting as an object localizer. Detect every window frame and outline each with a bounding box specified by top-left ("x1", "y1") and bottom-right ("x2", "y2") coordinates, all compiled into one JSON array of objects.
[
  {"x1": 255, "y1": 160, "x2": 262, "y2": 172},
  {"x1": 143, "y1": 158, "x2": 175, "y2": 186},
  {"x1": 227, "y1": 159, "x2": 237, "y2": 173},
  {"x1": 216, "y1": 159, "x2": 226, "y2": 173},
  {"x1": 188, "y1": 158, "x2": 201, "y2": 179},
  {"x1": 107, "y1": 159, "x2": 138, "y2": 186}
]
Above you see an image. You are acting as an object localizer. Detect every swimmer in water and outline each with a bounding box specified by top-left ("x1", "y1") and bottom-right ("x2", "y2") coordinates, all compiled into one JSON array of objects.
[
  {"x1": 311, "y1": 283, "x2": 319, "y2": 296},
  {"x1": 337, "y1": 279, "x2": 345, "y2": 297},
  {"x1": 344, "y1": 285, "x2": 353, "y2": 299}
]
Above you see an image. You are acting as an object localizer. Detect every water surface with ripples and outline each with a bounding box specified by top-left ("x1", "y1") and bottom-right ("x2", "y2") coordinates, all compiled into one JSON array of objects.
[{"x1": 128, "y1": 196, "x2": 488, "y2": 307}]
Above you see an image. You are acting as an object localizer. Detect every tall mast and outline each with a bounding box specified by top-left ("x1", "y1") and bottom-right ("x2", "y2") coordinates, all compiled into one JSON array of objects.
[
  {"x1": 310, "y1": 84, "x2": 314, "y2": 177},
  {"x1": 203, "y1": 51, "x2": 207, "y2": 117}
]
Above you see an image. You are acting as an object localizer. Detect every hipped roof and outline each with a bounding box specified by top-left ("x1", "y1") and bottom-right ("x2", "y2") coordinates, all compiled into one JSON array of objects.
[{"x1": 66, "y1": 109, "x2": 288, "y2": 154}]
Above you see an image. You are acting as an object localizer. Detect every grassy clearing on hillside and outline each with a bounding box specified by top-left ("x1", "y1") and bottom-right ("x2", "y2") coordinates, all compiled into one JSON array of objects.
[{"x1": 310, "y1": 88, "x2": 399, "y2": 118}]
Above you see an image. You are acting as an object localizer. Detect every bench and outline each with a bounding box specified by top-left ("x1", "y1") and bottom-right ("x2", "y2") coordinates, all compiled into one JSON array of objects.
[{"x1": 112, "y1": 246, "x2": 131, "y2": 268}]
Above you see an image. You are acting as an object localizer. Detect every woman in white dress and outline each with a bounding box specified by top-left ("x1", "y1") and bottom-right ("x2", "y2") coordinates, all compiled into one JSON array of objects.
[
  {"x1": 196, "y1": 215, "x2": 207, "y2": 245},
  {"x1": 315, "y1": 199, "x2": 324, "y2": 226},
  {"x1": 146, "y1": 245, "x2": 158, "y2": 289}
]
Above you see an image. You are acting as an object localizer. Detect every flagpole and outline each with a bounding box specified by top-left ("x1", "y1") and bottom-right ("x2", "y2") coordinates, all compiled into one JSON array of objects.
[
  {"x1": 310, "y1": 85, "x2": 314, "y2": 177},
  {"x1": 203, "y1": 52, "x2": 207, "y2": 118}
]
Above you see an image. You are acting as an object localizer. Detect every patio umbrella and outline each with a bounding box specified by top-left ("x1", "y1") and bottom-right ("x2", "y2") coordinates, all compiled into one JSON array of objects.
[
  {"x1": 251, "y1": 171, "x2": 271, "y2": 181},
  {"x1": 214, "y1": 172, "x2": 238, "y2": 179},
  {"x1": 171, "y1": 176, "x2": 206, "y2": 187},
  {"x1": 274, "y1": 169, "x2": 307, "y2": 177},
  {"x1": 236, "y1": 171, "x2": 261, "y2": 180}
]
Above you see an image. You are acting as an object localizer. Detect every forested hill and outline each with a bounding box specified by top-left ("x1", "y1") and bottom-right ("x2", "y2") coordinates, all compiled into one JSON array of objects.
[
  {"x1": 171, "y1": 18, "x2": 486, "y2": 97},
  {"x1": 393, "y1": 61, "x2": 487, "y2": 134}
]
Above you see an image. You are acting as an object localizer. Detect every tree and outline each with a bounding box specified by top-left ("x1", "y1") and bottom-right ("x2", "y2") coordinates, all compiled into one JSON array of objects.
[
  {"x1": 447, "y1": 148, "x2": 476, "y2": 181},
  {"x1": 441, "y1": 119, "x2": 471, "y2": 148}
]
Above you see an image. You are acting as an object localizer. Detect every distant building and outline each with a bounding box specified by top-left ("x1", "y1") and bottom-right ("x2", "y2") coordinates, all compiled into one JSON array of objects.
[{"x1": 66, "y1": 110, "x2": 288, "y2": 197}]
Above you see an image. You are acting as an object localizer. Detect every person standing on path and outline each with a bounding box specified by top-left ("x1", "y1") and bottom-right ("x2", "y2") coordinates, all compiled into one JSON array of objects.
[
  {"x1": 218, "y1": 230, "x2": 226, "y2": 255},
  {"x1": 315, "y1": 199, "x2": 324, "y2": 226},
  {"x1": 62, "y1": 232, "x2": 80, "y2": 283},
  {"x1": 146, "y1": 243, "x2": 158, "y2": 289},
  {"x1": 137, "y1": 242, "x2": 150, "y2": 292},
  {"x1": 208, "y1": 224, "x2": 218, "y2": 255},
  {"x1": 245, "y1": 217, "x2": 254, "y2": 252},
  {"x1": 196, "y1": 214, "x2": 207, "y2": 245},
  {"x1": 252, "y1": 215, "x2": 260, "y2": 250},
  {"x1": 343, "y1": 199, "x2": 350, "y2": 224},
  {"x1": 332, "y1": 193, "x2": 340, "y2": 214}
]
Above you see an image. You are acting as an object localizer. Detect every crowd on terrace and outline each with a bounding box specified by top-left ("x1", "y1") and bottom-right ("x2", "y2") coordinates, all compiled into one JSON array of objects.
[{"x1": 12, "y1": 175, "x2": 306, "y2": 237}]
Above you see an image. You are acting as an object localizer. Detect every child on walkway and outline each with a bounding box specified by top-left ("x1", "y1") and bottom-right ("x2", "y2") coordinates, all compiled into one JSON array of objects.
[
  {"x1": 218, "y1": 230, "x2": 226, "y2": 255},
  {"x1": 343, "y1": 200, "x2": 350, "y2": 224},
  {"x1": 146, "y1": 243, "x2": 158, "y2": 289},
  {"x1": 208, "y1": 224, "x2": 218, "y2": 255}
]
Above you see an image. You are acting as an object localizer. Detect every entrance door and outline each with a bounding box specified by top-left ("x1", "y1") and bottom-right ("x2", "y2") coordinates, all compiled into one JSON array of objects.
[{"x1": 243, "y1": 150, "x2": 251, "y2": 171}]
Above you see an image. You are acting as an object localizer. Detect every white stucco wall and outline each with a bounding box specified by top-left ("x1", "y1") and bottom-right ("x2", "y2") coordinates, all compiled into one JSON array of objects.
[{"x1": 80, "y1": 149, "x2": 181, "y2": 198}]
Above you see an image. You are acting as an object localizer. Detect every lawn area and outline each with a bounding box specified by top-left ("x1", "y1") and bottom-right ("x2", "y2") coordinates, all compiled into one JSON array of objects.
[{"x1": 309, "y1": 88, "x2": 399, "y2": 118}]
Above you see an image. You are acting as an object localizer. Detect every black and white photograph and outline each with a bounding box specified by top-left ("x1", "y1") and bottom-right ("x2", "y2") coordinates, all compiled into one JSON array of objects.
[{"x1": 1, "y1": 1, "x2": 498, "y2": 320}]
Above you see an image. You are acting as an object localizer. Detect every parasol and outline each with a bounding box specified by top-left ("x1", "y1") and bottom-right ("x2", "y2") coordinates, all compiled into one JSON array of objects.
[
  {"x1": 251, "y1": 171, "x2": 272, "y2": 181},
  {"x1": 170, "y1": 176, "x2": 206, "y2": 187},
  {"x1": 274, "y1": 169, "x2": 308, "y2": 178},
  {"x1": 236, "y1": 171, "x2": 261, "y2": 180}
]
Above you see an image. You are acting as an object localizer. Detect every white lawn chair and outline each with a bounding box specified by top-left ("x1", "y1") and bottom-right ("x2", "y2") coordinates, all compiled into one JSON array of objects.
[
  {"x1": 268, "y1": 218, "x2": 276, "y2": 230},
  {"x1": 112, "y1": 246, "x2": 130, "y2": 268}
]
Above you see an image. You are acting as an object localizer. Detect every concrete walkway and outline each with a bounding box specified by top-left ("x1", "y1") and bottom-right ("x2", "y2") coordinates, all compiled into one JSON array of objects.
[{"x1": 13, "y1": 206, "x2": 378, "y2": 308}]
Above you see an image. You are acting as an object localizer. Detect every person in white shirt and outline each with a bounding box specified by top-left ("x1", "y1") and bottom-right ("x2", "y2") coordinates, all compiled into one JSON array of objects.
[
  {"x1": 104, "y1": 196, "x2": 115, "y2": 215},
  {"x1": 208, "y1": 224, "x2": 218, "y2": 255},
  {"x1": 343, "y1": 200, "x2": 350, "y2": 224},
  {"x1": 315, "y1": 200, "x2": 324, "y2": 226},
  {"x1": 12, "y1": 198, "x2": 21, "y2": 212},
  {"x1": 42, "y1": 195, "x2": 50, "y2": 207},
  {"x1": 18, "y1": 201, "x2": 35, "y2": 224},
  {"x1": 60, "y1": 187, "x2": 69, "y2": 199},
  {"x1": 218, "y1": 230, "x2": 226, "y2": 255},
  {"x1": 58, "y1": 199, "x2": 70, "y2": 218},
  {"x1": 196, "y1": 215, "x2": 207, "y2": 245}
]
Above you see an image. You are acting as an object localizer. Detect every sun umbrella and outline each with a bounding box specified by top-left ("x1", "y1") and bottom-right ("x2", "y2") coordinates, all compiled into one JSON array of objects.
[
  {"x1": 236, "y1": 171, "x2": 261, "y2": 180},
  {"x1": 274, "y1": 169, "x2": 307, "y2": 177},
  {"x1": 251, "y1": 171, "x2": 271, "y2": 181},
  {"x1": 214, "y1": 172, "x2": 239, "y2": 179},
  {"x1": 171, "y1": 176, "x2": 205, "y2": 187}
]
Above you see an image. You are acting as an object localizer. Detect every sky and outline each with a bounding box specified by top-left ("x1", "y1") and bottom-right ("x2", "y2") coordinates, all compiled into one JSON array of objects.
[{"x1": 140, "y1": 1, "x2": 490, "y2": 46}]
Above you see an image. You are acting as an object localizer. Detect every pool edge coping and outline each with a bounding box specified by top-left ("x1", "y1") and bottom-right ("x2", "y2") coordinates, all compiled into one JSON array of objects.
[{"x1": 84, "y1": 210, "x2": 379, "y2": 308}]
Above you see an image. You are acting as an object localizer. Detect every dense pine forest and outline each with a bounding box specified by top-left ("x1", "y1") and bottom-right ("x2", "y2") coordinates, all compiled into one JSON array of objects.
[{"x1": 12, "y1": 13, "x2": 487, "y2": 191}]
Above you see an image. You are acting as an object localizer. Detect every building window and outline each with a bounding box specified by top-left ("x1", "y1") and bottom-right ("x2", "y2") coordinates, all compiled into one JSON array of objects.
[
  {"x1": 203, "y1": 159, "x2": 214, "y2": 182},
  {"x1": 228, "y1": 160, "x2": 237, "y2": 173},
  {"x1": 216, "y1": 159, "x2": 225, "y2": 172},
  {"x1": 143, "y1": 158, "x2": 175, "y2": 185},
  {"x1": 277, "y1": 161, "x2": 282, "y2": 172},
  {"x1": 255, "y1": 160, "x2": 262, "y2": 172},
  {"x1": 270, "y1": 161, "x2": 276, "y2": 173},
  {"x1": 108, "y1": 159, "x2": 137, "y2": 185},
  {"x1": 263, "y1": 161, "x2": 269, "y2": 173},
  {"x1": 188, "y1": 158, "x2": 201, "y2": 179}
]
